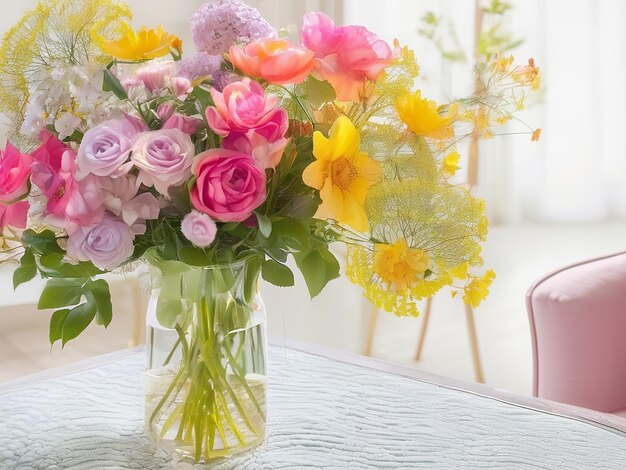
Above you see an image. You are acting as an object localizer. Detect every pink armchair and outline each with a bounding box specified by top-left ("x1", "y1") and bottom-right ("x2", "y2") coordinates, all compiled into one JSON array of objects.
[{"x1": 526, "y1": 252, "x2": 626, "y2": 413}]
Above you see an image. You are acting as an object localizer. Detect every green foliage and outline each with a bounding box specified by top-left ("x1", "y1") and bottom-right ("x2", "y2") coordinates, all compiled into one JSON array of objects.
[
  {"x1": 103, "y1": 63, "x2": 128, "y2": 101},
  {"x1": 299, "y1": 76, "x2": 336, "y2": 109},
  {"x1": 38, "y1": 278, "x2": 84, "y2": 309},
  {"x1": 262, "y1": 259, "x2": 294, "y2": 287},
  {"x1": 294, "y1": 247, "x2": 340, "y2": 298},
  {"x1": 13, "y1": 247, "x2": 36, "y2": 289}
]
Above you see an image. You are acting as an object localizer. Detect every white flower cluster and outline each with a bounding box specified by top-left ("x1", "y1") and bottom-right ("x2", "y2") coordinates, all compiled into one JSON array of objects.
[{"x1": 21, "y1": 63, "x2": 123, "y2": 141}]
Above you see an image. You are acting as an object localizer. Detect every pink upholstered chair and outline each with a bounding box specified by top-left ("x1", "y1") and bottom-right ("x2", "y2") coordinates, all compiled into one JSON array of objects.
[{"x1": 526, "y1": 252, "x2": 626, "y2": 414}]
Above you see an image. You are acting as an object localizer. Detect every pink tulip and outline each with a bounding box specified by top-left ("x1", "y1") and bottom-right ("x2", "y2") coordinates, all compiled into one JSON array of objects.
[
  {"x1": 229, "y1": 38, "x2": 316, "y2": 85},
  {"x1": 301, "y1": 12, "x2": 393, "y2": 101}
]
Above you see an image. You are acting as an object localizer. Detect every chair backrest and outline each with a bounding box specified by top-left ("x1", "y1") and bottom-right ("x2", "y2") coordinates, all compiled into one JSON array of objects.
[{"x1": 526, "y1": 252, "x2": 626, "y2": 412}]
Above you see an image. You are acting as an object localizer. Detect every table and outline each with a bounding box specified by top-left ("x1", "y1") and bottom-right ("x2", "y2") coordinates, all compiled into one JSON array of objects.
[{"x1": 2, "y1": 339, "x2": 626, "y2": 469}]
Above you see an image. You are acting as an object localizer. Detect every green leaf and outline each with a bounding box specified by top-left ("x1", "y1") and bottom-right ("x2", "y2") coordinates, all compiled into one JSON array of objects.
[
  {"x1": 102, "y1": 68, "x2": 128, "y2": 100},
  {"x1": 300, "y1": 76, "x2": 336, "y2": 109},
  {"x1": 38, "y1": 278, "x2": 84, "y2": 309},
  {"x1": 62, "y1": 299, "x2": 97, "y2": 346},
  {"x1": 284, "y1": 194, "x2": 320, "y2": 218},
  {"x1": 294, "y1": 247, "x2": 340, "y2": 298},
  {"x1": 157, "y1": 300, "x2": 183, "y2": 329},
  {"x1": 255, "y1": 212, "x2": 272, "y2": 238},
  {"x1": 243, "y1": 257, "x2": 263, "y2": 304},
  {"x1": 39, "y1": 252, "x2": 104, "y2": 278},
  {"x1": 178, "y1": 246, "x2": 213, "y2": 267},
  {"x1": 269, "y1": 218, "x2": 311, "y2": 251},
  {"x1": 22, "y1": 229, "x2": 62, "y2": 255},
  {"x1": 49, "y1": 309, "x2": 70, "y2": 345},
  {"x1": 13, "y1": 248, "x2": 37, "y2": 289},
  {"x1": 86, "y1": 279, "x2": 113, "y2": 327},
  {"x1": 262, "y1": 259, "x2": 295, "y2": 287},
  {"x1": 191, "y1": 85, "x2": 213, "y2": 109},
  {"x1": 264, "y1": 247, "x2": 288, "y2": 263}
]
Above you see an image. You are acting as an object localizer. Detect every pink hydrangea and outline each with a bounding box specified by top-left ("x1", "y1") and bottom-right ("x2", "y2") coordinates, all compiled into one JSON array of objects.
[
  {"x1": 191, "y1": 0, "x2": 276, "y2": 55},
  {"x1": 176, "y1": 52, "x2": 222, "y2": 81}
]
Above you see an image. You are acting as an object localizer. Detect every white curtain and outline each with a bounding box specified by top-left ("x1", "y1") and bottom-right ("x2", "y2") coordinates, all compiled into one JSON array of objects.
[{"x1": 344, "y1": 0, "x2": 626, "y2": 223}]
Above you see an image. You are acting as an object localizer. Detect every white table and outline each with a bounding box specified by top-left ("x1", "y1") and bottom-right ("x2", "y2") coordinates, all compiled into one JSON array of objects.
[{"x1": 1, "y1": 339, "x2": 626, "y2": 469}]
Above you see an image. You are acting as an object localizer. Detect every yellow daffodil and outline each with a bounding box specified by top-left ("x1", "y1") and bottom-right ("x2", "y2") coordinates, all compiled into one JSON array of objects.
[
  {"x1": 442, "y1": 151, "x2": 461, "y2": 176},
  {"x1": 395, "y1": 90, "x2": 457, "y2": 140},
  {"x1": 373, "y1": 239, "x2": 429, "y2": 293},
  {"x1": 302, "y1": 116, "x2": 381, "y2": 231},
  {"x1": 97, "y1": 22, "x2": 182, "y2": 61},
  {"x1": 463, "y1": 269, "x2": 496, "y2": 308}
]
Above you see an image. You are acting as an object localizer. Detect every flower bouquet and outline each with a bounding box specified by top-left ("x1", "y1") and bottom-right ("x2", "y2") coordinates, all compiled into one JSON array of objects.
[{"x1": 0, "y1": 0, "x2": 540, "y2": 462}]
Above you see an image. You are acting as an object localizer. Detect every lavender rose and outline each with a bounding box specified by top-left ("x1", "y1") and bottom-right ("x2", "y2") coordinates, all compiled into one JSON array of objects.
[
  {"x1": 77, "y1": 117, "x2": 145, "y2": 178},
  {"x1": 181, "y1": 210, "x2": 218, "y2": 247},
  {"x1": 131, "y1": 129, "x2": 195, "y2": 195},
  {"x1": 66, "y1": 213, "x2": 135, "y2": 270}
]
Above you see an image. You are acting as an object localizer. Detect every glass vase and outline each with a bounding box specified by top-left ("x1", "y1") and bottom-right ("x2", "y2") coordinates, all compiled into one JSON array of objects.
[{"x1": 145, "y1": 261, "x2": 267, "y2": 462}]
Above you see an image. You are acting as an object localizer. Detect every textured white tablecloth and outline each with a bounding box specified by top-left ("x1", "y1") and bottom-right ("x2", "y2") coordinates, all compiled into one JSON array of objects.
[{"x1": 2, "y1": 344, "x2": 626, "y2": 469}]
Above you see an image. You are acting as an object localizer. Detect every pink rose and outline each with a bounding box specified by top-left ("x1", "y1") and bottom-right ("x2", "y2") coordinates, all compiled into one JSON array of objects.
[
  {"x1": 181, "y1": 210, "x2": 217, "y2": 247},
  {"x1": 31, "y1": 132, "x2": 104, "y2": 234},
  {"x1": 190, "y1": 149, "x2": 267, "y2": 222},
  {"x1": 131, "y1": 129, "x2": 195, "y2": 195},
  {"x1": 77, "y1": 117, "x2": 146, "y2": 178},
  {"x1": 222, "y1": 108, "x2": 289, "y2": 169},
  {"x1": 66, "y1": 213, "x2": 135, "y2": 271},
  {"x1": 0, "y1": 142, "x2": 33, "y2": 203},
  {"x1": 205, "y1": 78, "x2": 280, "y2": 136},
  {"x1": 0, "y1": 201, "x2": 29, "y2": 230},
  {"x1": 301, "y1": 12, "x2": 393, "y2": 101}
]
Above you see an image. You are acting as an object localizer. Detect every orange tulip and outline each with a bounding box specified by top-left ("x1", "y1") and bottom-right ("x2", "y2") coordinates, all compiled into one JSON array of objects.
[{"x1": 229, "y1": 38, "x2": 315, "y2": 85}]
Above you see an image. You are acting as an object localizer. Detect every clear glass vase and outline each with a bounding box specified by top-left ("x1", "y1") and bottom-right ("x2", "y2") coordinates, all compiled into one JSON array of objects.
[{"x1": 145, "y1": 261, "x2": 267, "y2": 462}]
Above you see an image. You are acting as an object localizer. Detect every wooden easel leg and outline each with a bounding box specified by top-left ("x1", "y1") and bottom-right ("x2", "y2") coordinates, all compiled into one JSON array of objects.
[
  {"x1": 414, "y1": 297, "x2": 433, "y2": 361},
  {"x1": 363, "y1": 303, "x2": 379, "y2": 357},
  {"x1": 465, "y1": 303, "x2": 485, "y2": 383}
]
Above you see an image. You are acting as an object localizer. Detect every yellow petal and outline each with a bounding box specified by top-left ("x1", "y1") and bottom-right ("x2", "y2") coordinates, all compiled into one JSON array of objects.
[{"x1": 302, "y1": 160, "x2": 328, "y2": 190}]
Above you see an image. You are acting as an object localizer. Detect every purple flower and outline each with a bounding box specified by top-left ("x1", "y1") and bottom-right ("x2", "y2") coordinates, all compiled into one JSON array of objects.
[
  {"x1": 176, "y1": 52, "x2": 223, "y2": 81},
  {"x1": 211, "y1": 70, "x2": 240, "y2": 92},
  {"x1": 181, "y1": 210, "x2": 218, "y2": 247},
  {"x1": 66, "y1": 213, "x2": 135, "y2": 271},
  {"x1": 131, "y1": 129, "x2": 195, "y2": 195},
  {"x1": 191, "y1": 0, "x2": 276, "y2": 55},
  {"x1": 77, "y1": 117, "x2": 146, "y2": 178}
]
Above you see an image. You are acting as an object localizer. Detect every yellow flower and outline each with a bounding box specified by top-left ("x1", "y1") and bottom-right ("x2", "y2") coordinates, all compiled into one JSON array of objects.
[
  {"x1": 395, "y1": 90, "x2": 457, "y2": 140},
  {"x1": 373, "y1": 239, "x2": 429, "y2": 293},
  {"x1": 442, "y1": 151, "x2": 461, "y2": 176},
  {"x1": 463, "y1": 269, "x2": 496, "y2": 308},
  {"x1": 96, "y1": 22, "x2": 182, "y2": 61},
  {"x1": 302, "y1": 116, "x2": 381, "y2": 231},
  {"x1": 531, "y1": 128, "x2": 542, "y2": 142}
]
